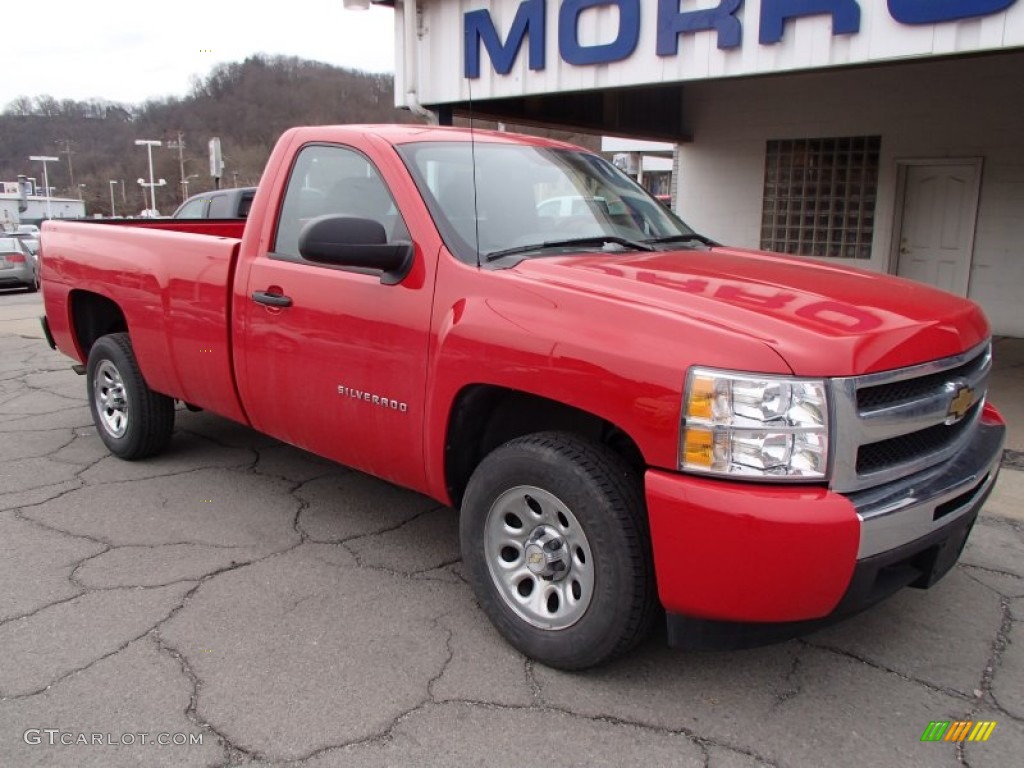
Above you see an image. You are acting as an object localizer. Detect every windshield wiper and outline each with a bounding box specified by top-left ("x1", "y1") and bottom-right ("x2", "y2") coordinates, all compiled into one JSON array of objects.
[
  {"x1": 484, "y1": 235, "x2": 655, "y2": 262},
  {"x1": 644, "y1": 233, "x2": 719, "y2": 247}
]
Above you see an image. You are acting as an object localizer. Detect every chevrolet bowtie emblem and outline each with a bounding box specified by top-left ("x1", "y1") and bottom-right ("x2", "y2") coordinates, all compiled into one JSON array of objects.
[{"x1": 946, "y1": 384, "x2": 974, "y2": 425}]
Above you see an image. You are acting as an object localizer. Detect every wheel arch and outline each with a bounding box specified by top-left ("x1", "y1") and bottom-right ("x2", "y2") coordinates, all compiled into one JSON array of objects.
[
  {"x1": 69, "y1": 290, "x2": 128, "y2": 360},
  {"x1": 444, "y1": 384, "x2": 646, "y2": 508}
]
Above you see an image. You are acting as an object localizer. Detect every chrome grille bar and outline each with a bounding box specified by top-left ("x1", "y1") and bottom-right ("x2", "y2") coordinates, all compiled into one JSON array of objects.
[{"x1": 830, "y1": 340, "x2": 991, "y2": 494}]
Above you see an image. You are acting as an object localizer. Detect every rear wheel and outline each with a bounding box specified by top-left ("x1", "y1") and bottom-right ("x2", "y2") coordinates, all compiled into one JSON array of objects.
[
  {"x1": 460, "y1": 432, "x2": 656, "y2": 669},
  {"x1": 86, "y1": 333, "x2": 175, "y2": 460}
]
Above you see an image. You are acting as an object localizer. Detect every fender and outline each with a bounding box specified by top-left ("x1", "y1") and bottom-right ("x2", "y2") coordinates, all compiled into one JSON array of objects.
[{"x1": 420, "y1": 257, "x2": 790, "y2": 502}]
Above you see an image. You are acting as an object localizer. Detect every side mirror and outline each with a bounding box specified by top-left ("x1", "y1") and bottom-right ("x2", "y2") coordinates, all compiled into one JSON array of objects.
[{"x1": 298, "y1": 215, "x2": 413, "y2": 285}]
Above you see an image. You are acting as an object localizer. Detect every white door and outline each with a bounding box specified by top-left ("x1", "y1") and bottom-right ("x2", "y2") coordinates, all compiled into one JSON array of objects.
[{"x1": 896, "y1": 161, "x2": 981, "y2": 296}]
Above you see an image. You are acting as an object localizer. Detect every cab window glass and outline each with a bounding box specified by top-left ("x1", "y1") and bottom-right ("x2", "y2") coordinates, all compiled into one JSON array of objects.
[
  {"x1": 397, "y1": 142, "x2": 694, "y2": 264},
  {"x1": 176, "y1": 198, "x2": 206, "y2": 219},
  {"x1": 238, "y1": 191, "x2": 255, "y2": 218},
  {"x1": 208, "y1": 194, "x2": 233, "y2": 218},
  {"x1": 273, "y1": 144, "x2": 409, "y2": 258}
]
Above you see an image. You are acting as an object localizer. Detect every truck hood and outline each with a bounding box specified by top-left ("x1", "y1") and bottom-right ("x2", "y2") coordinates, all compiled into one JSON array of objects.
[{"x1": 513, "y1": 247, "x2": 989, "y2": 377}]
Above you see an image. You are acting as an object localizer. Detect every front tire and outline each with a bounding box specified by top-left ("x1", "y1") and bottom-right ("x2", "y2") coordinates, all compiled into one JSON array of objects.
[
  {"x1": 460, "y1": 432, "x2": 656, "y2": 669},
  {"x1": 86, "y1": 333, "x2": 175, "y2": 460}
]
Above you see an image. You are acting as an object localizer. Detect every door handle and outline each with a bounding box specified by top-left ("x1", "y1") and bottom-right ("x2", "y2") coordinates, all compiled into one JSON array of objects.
[{"x1": 251, "y1": 290, "x2": 293, "y2": 308}]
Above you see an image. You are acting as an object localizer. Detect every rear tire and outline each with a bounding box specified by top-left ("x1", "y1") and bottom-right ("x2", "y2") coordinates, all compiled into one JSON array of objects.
[
  {"x1": 86, "y1": 333, "x2": 175, "y2": 460},
  {"x1": 460, "y1": 432, "x2": 656, "y2": 669}
]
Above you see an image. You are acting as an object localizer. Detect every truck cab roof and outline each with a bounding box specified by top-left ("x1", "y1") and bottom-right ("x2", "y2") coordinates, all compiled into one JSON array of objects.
[{"x1": 173, "y1": 187, "x2": 257, "y2": 219}]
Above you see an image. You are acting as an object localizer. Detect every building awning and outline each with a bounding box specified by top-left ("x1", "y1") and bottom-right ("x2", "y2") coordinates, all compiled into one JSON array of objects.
[{"x1": 434, "y1": 82, "x2": 690, "y2": 143}]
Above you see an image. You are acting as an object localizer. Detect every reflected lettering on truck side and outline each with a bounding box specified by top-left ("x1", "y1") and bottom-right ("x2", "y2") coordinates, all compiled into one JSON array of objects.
[{"x1": 582, "y1": 263, "x2": 885, "y2": 333}]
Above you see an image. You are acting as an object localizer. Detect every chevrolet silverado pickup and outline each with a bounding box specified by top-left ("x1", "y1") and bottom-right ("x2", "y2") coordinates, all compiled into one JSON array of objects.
[{"x1": 39, "y1": 125, "x2": 1005, "y2": 669}]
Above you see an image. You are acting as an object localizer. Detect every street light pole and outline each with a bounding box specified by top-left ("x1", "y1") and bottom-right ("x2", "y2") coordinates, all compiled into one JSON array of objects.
[
  {"x1": 109, "y1": 180, "x2": 118, "y2": 217},
  {"x1": 181, "y1": 173, "x2": 198, "y2": 198},
  {"x1": 135, "y1": 139, "x2": 163, "y2": 213},
  {"x1": 29, "y1": 155, "x2": 59, "y2": 219}
]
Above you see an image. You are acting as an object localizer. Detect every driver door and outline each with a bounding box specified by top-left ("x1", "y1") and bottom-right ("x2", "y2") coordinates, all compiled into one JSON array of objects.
[{"x1": 235, "y1": 142, "x2": 432, "y2": 489}]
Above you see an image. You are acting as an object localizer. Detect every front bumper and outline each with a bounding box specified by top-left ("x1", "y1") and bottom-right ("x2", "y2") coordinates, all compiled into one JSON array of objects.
[{"x1": 647, "y1": 406, "x2": 1005, "y2": 649}]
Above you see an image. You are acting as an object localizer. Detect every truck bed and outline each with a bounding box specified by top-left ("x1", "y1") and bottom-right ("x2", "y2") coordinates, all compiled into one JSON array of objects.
[
  {"x1": 41, "y1": 219, "x2": 248, "y2": 424},
  {"x1": 81, "y1": 217, "x2": 248, "y2": 239}
]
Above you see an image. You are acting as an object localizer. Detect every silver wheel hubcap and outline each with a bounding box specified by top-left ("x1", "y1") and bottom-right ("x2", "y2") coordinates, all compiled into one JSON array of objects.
[
  {"x1": 94, "y1": 360, "x2": 129, "y2": 438},
  {"x1": 484, "y1": 485, "x2": 594, "y2": 630}
]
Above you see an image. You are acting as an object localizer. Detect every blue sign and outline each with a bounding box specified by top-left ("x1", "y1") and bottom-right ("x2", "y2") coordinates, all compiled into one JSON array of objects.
[
  {"x1": 465, "y1": 0, "x2": 545, "y2": 77},
  {"x1": 657, "y1": 0, "x2": 743, "y2": 54},
  {"x1": 559, "y1": 0, "x2": 641, "y2": 65},
  {"x1": 760, "y1": 1, "x2": 861, "y2": 45},
  {"x1": 465, "y1": 0, "x2": 1019, "y2": 77},
  {"x1": 888, "y1": 0, "x2": 1017, "y2": 25}
]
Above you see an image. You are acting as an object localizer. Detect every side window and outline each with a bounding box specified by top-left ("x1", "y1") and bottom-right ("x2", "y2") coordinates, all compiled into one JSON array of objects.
[
  {"x1": 272, "y1": 144, "x2": 409, "y2": 259},
  {"x1": 208, "y1": 193, "x2": 233, "y2": 218},
  {"x1": 175, "y1": 198, "x2": 207, "y2": 219},
  {"x1": 238, "y1": 191, "x2": 255, "y2": 218}
]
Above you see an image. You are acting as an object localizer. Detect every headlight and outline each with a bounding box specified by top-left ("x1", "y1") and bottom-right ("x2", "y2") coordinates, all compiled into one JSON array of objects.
[{"x1": 680, "y1": 367, "x2": 829, "y2": 480}]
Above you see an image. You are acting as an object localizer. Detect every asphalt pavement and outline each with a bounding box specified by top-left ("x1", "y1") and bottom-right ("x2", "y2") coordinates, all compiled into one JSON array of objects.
[{"x1": 0, "y1": 289, "x2": 1022, "y2": 767}]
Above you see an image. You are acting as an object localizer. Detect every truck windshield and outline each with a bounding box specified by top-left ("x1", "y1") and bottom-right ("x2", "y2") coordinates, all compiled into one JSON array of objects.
[{"x1": 397, "y1": 142, "x2": 701, "y2": 265}]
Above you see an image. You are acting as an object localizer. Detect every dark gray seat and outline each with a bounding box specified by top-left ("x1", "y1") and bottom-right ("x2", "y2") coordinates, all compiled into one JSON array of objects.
[{"x1": 325, "y1": 177, "x2": 408, "y2": 241}]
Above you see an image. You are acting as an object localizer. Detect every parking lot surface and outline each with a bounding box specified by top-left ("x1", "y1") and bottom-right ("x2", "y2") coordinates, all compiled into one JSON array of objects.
[{"x1": 1, "y1": 292, "x2": 1022, "y2": 767}]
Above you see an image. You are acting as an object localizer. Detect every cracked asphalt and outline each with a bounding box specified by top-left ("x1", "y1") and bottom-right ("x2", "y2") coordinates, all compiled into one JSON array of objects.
[{"x1": 1, "y1": 291, "x2": 1022, "y2": 767}]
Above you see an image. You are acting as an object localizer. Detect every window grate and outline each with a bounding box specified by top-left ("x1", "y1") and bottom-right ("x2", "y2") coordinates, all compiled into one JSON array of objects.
[{"x1": 760, "y1": 136, "x2": 881, "y2": 260}]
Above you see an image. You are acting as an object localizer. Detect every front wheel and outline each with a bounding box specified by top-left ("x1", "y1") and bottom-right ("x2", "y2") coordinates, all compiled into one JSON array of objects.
[
  {"x1": 460, "y1": 432, "x2": 656, "y2": 669},
  {"x1": 86, "y1": 333, "x2": 175, "y2": 460}
]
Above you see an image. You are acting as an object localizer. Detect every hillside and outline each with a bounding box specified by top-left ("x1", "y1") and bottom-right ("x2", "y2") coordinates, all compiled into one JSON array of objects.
[{"x1": 1, "y1": 55, "x2": 421, "y2": 216}]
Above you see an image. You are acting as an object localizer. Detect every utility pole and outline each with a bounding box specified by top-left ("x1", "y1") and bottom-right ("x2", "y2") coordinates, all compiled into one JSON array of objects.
[
  {"x1": 29, "y1": 155, "x2": 59, "y2": 219},
  {"x1": 56, "y1": 139, "x2": 75, "y2": 195},
  {"x1": 166, "y1": 131, "x2": 187, "y2": 203}
]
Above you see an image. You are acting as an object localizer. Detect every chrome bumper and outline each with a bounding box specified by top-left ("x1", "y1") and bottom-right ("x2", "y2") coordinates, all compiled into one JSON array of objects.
[{"x1": 849, "y1": 420, "x2": 1005, "y2": 559}]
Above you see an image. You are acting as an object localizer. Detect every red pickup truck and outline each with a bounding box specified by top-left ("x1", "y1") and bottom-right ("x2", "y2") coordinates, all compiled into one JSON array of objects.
[{"x1": 40, "y1": 125, "x2": 1005, "y2": 669}]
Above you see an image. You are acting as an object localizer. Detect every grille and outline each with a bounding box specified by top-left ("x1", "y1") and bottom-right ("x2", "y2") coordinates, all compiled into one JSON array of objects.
[
  {"x1": 856, "y1": 403, "x2": 979, "y2": 474},
  {"x1": 830, "y1": 341, "x2": 991, "y2": 493},
  {"x1": 857, "y1": 352, "x2": 988, "y2": 410}
]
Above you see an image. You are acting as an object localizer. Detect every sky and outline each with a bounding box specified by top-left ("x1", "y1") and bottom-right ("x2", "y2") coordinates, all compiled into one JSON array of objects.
[{"x1": 5, "y1": 0, "x2": 397, "y2": 108}]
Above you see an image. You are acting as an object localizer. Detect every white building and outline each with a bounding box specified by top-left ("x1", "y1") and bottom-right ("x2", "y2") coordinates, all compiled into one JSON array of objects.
[
  {"x1": 378, "y1": 0, "x2": 1024, "y2": 336},
  {"x1": 0, "y1": 191, "x2": 86, "y2": 228}
]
